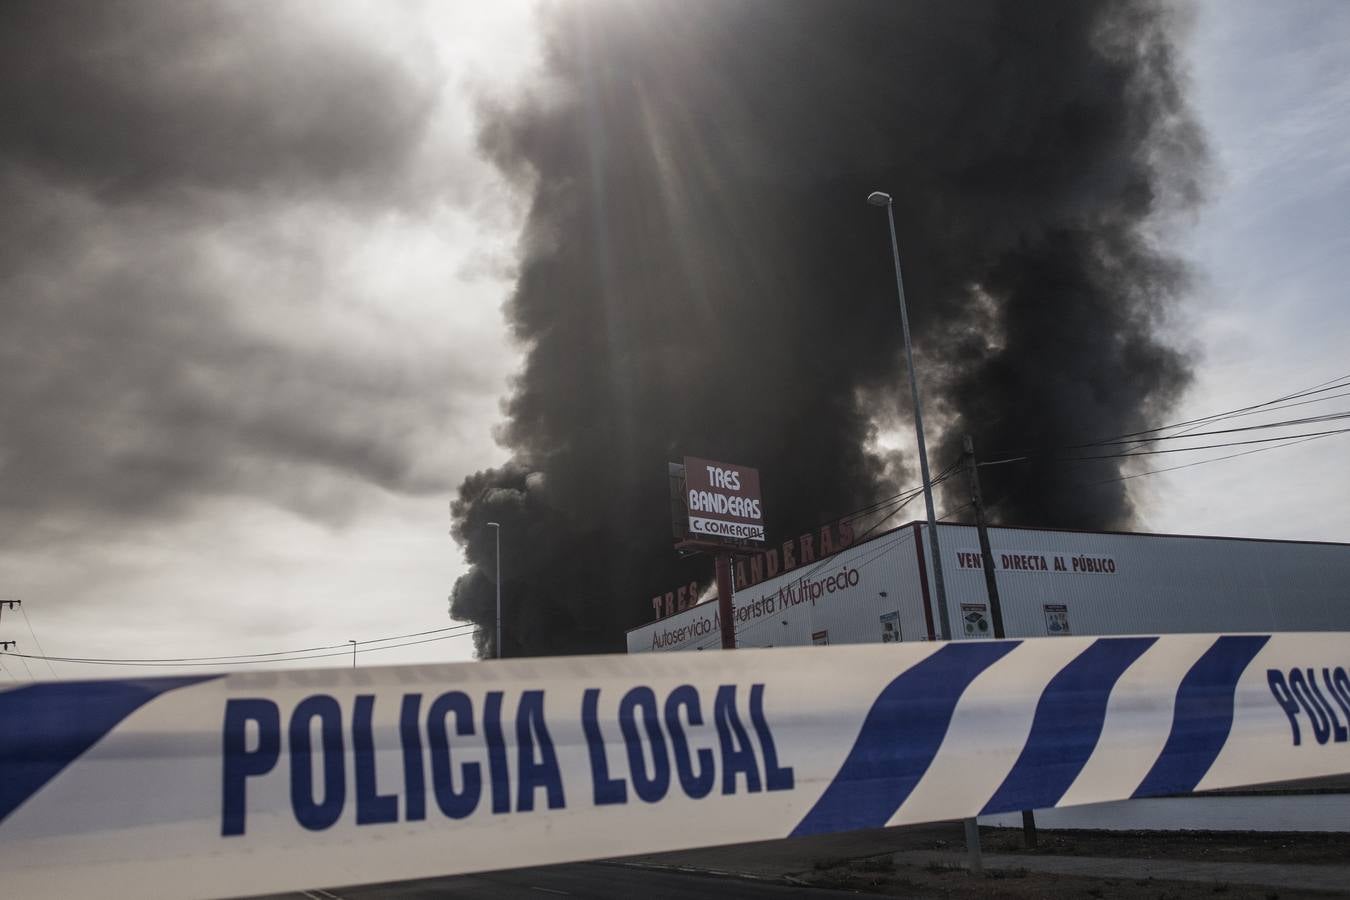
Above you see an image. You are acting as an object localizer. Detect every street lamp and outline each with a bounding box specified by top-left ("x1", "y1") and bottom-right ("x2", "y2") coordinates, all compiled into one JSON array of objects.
[
  {"x1": 487, "y1": 522, "x2": 502, "y2": 659},
  {"x1": 867, "y1": 191, "x2": 953, "y2": 643},
  {"x1": 869, "y1": 189, "x2": 979, "y2": 869}
]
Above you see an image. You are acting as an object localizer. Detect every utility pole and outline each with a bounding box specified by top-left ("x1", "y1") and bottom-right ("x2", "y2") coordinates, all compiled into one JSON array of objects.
[
  {"x1": 349, "y1": 640, "x2": 357, "y2": 669},
  {"x1": 0, "y1": 601, "x2": 18, "y2": 669},
  {"x1": 962, "y1": 436, "x2": 1006, "y2": 638},
  {"x1": 964, "y1": 435, "x2": 1037, "y2": 850},
  {"x1": 487, "y1": 522, "x2": 503, "y2": 659}
]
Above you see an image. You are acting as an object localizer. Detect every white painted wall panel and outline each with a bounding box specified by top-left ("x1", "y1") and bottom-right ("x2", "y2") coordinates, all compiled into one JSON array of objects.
[
  {"x1": 628, "y1": 524, "x2": 1350, "y2": 653},
  {"x1": 927, "y1": 524, "x2": 1350, "y2": 639}
]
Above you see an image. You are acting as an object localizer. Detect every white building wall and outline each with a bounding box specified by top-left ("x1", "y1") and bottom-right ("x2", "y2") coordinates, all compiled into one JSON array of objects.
[
  {"x1": 623, "y1": 525, "x2": 928, "y2": 653},
  {"x1": 926, "y1": 524, "x2": 1350, "y2": 640},
  {"x1": 727, "y1": 526, "x2": 927, "y2": 649},
  {"x1": 627, "y1": 524, "x2": 1350, "y2": 653}
]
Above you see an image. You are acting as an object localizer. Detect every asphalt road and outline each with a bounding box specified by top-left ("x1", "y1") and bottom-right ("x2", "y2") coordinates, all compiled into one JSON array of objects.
[{"x1": 254, "y1": 862, "x2": 855, "y2": 899}]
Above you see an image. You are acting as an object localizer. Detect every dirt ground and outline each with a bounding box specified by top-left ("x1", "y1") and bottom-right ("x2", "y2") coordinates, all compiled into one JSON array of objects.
[
  {"x1": 793, "y1": 828, "x2": 1350, "y2": 898},
  {"x1": 799, "y1": 855, "x2": 1340, "y2": 900},
  {"x1": 977, "y1": 827, "x2": 1350, "y2": 866}
]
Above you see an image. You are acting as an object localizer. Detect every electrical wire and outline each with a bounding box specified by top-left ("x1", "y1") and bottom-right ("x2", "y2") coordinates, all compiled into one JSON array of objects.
[
  {"x1": 1057, "y1": 410, "x2": 1350, "y2": 450},
  {"x1": 1157, "y1": 388, "x2": 1350, "y2": 431},
  {"x1": 939, "y1": 502, "x2": 973, "y2": 522},
  {"x1": 1059, "y1": 426, "x2": 1350, "y2": 461},
  {"x1": 0, "y1": 628, "x2": 482, "y2": 669},
  {"x1": 19, "y1": 604, "x2": 59, "y2": 680},
  {"x1": 0, "y1": 623, "x2": 479, "y2": 666},
  {"x1": 1067, "y1": 372, "x2": 1350, "y2": 450},
  {"x1": 1077, "y1": 431, "x2": 1344, "y2": 487},
  {"x1": 986, "y1": 372, "x2": 1350, "y2": 459}
]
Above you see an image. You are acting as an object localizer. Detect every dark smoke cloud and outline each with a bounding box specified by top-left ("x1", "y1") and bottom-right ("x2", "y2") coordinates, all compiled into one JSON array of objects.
[
  {"x1": 452, "y1": 0, "x2": 1206, "y2": 657},
  {"x1": 0, "y1": 1, "x2": 498, "y2": 543},
  {"x1": 0, "y1": 1, "x2": 436, "y2": 200}
]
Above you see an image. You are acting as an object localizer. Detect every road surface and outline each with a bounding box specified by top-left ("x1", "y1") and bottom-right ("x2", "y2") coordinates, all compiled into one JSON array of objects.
[{"x1": 249, "y1": 861, "x2": 857, "y2": 899}]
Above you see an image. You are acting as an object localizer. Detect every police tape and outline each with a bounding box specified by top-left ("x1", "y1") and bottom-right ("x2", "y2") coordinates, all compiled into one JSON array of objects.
[{"x1": 2, "y1": 632, "x2": 1348, "y2": 898}]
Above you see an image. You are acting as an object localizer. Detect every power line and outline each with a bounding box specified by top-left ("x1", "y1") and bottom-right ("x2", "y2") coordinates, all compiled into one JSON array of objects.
[
  {"x1": 1059, "y1": 426, "x2": 1350, "y2": 461},
  {"x1": 64, "y1": 623, "x2": 475, "y2": 666},
  {"x1": 1078, "y1": 431, "x2": 1345, "y2": 487},
  {"x1": 0, "y1": 623, "x2": 478, "y2": 667},
  {"x1": 781, "y1": 466, "x2": 957, "y2": 590},
  {"x1": 796, "y1": 458, "x2": 964, "y2": 531},
  {"x1": 940, "y1": 502, "x2": 973, "y2": 522},
  {"x1": 1059, "y1": 410, "x2": 1350, "y2": 450},
  {"x1": 1158, "y1": 388, "x2": 1350, "y2": 430},
  {"x1": 0, "y1": 628, "x2": 482, "y2": 669},
  {"x1": 19, "y1": 604, "x2": 59, "y2": 680},
  {"x1": 1072, "y1": 372, "x2": 1350, "y2": 449},
  {"x1": 971, "y1": 421, "x2": 1350, "y2": 515},
  {"x1": 986, "y1": 372, "x2": 1350, "y2": 459}
]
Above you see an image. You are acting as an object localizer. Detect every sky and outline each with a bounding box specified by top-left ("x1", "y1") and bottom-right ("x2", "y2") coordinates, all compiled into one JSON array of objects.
[
  {"x1": 1144, "y1": 0, "x2": 1350, "y2": 539},
  {"x1": 0, "y1": 0, "x2": 1347, "y2": 681}
]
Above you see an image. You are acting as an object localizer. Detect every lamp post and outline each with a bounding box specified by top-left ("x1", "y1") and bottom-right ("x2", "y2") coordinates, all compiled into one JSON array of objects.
[
  {"x1": 348, "y1": 640, "x2": 357, "y2": 669},
  {"x1": 867, "y1": 191, "x2": 952, "y2": 642},
  {"x1": 868, "y1": 191, "x2": 979, "y2": 871},
  {"x1": 487, "y1": 522, "x2": 502, "y2": 659}
]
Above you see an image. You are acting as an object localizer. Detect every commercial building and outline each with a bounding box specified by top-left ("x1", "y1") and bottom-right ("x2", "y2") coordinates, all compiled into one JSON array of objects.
[
  {"x1": 627, "y1": 521, "x2": 1350, "y2": 653},
  {"x1": 627, "y1": 521, "x2": 1350, "y2": 832}
]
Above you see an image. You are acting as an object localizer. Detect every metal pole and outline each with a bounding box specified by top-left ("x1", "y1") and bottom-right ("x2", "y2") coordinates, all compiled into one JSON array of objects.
[
  {"x1": 880, "y1": 200, "x2": 952, "y2": 641},
  {"x1": 715, "y1": 552, "x2": 736, "y2": 649},
  {"x1": 488, "y1": 522, "x2": 503, "y2": 659},
  {"x1": 963, "y1": 436, "x2": 1006, "y2": 639},
  {"x1": 962, "y1": 437, "x2": 1039, "y2": 846},
  {"x1": 966, "y1": 434, "x2": 1032, "y2": 851},
  {"x1": 874, "y1": 193, "x2": 976, "y2": 871},
  {"x1": 349, "y1": 640, "x2": 356, "y2": 669}
]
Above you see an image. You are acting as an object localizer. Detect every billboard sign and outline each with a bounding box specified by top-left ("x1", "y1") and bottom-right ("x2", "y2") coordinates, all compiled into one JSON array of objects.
[{"x1": 683, "y1": 456, "x2": 765, "y2": 542}]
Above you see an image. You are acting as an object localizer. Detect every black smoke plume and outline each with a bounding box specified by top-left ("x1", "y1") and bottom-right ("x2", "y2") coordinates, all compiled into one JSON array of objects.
[{"x1": 452, "y1": 0, "x2": 1205, "y2": 657}]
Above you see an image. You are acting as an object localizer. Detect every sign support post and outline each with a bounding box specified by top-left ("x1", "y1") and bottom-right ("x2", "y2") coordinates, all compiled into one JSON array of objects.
[{"x1": 714, "y1": 552, "x2": 736, "y2": 650}]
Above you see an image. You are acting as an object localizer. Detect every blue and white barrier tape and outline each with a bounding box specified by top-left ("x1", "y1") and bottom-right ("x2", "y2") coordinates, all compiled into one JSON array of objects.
[{"x1": 1, "y1": 632, "x2": 1348, "y2": 898}]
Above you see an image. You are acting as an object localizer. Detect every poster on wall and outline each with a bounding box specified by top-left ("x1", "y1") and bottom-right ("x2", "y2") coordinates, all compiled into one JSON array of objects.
[
  {"x1": 880, "y1": 611, "x2": 901, "y2": 643},
  {"x1": 812, "y1": 629, "x2": 830, "y2": 646},
  {"x1": 960, "y1": 603, "x2": 991, "y2": 638},
  {"x1": 1043, "y1": 603, "x2": 1071, "y2": 635}
]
